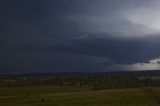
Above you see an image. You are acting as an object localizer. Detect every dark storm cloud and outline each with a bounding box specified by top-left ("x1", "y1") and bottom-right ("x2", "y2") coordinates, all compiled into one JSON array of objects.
[
  {"x1": 19, "y1": 33, "x2": 160, "y2": 64},
  {"x1": 64, "y1": 34, "x2": 160, "y2": 64},
  {"x1": 1, "y1": 0, "x2": 160, "y2": 74},
  {"x1": 0, "y1": 0, "x2": 154, "y2": 42}
]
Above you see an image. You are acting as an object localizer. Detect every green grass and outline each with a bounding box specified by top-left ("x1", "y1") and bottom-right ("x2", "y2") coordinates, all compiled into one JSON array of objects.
[
  {"x1": 0, "y1": 86, "x2": 160, "y2": 106},
  {"x1": 0, "y1": 86, "x2": 92, "y2": 97}
]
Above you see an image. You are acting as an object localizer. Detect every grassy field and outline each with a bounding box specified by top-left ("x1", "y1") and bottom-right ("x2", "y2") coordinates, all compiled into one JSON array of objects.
[{"x1": 0, "y1": 86, "x2": 160, "y2": 106}]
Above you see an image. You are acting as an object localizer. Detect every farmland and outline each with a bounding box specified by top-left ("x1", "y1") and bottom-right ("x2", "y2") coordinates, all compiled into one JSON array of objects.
[{"x1": 0, "y1": 86, "x2": 160, "y2": 106}]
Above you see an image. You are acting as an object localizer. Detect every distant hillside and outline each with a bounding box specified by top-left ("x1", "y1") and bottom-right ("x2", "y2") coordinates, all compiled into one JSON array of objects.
[{"x1": 1, "y1": 70, "x2": 160, "y2": 78}]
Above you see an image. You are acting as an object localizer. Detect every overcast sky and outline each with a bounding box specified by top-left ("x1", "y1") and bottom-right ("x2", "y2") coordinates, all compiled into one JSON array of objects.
[{"x1": 1, "y1": 0, "x2": 160, "y2": 74}]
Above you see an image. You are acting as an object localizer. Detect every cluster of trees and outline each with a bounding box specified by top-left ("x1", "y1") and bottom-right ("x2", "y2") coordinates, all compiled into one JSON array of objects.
[
  {"x1": 92, "y1": 75, "x2": 160, "y2": 90},
  {"x1": 1, "y1": 73, "x2": 160, "y2": 90}
]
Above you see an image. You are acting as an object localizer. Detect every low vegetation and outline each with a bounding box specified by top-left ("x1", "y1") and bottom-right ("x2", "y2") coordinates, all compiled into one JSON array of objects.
[
  {"x1": 1, "y1": 71, "x2": 160, "y2": 105},
  {"x1": 1, "y1": 72, "x2": 160, "y2": 90},
  {"x1": 0, "y1": 86, "x2": 160, "y2": 106}
]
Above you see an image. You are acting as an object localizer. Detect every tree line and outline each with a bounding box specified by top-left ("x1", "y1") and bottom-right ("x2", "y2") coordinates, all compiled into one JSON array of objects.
[{"x1": 0, "y1": 73, "x2": 160, "y2": 90}]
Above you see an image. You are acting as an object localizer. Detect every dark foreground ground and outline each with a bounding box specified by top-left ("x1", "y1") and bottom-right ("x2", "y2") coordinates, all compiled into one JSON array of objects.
[{"x1": 0, "y1": 86, "x2": 160, "y2": 106}]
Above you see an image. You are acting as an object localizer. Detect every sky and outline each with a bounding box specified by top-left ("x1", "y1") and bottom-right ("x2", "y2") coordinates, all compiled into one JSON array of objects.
[{"x1": 1, "y1": 0, "x2": 160, "y2": 74}]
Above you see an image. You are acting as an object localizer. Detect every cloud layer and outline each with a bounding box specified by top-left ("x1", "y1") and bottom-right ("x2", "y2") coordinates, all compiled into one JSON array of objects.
[{"x1": 1, "y1": 0, "x2": 160, "y2": 74}]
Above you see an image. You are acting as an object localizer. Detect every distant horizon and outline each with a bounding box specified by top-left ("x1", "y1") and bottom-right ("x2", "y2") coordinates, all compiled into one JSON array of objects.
[{"x1": 1, "y1": 69, "x2": 160, "y2": 76}]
